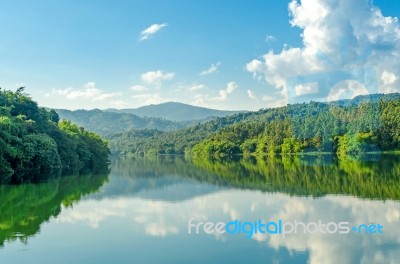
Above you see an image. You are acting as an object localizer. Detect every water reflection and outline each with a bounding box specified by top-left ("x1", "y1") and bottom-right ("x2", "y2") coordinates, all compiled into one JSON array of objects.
[
  {"x1": 108, "y1": 154, "x2": 400, "y2": 200},
  {"x1": 0, "y1": 155, "x2": 399, "y2": 264},
  {"x1": 0, "y1": 173, "x2": 108, "y2": 247}
]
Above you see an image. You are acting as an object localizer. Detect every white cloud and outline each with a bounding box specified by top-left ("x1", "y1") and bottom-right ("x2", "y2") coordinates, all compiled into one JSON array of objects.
[
  {"x1": 130, "y1": 85, "x2": 148, "y2": 92},
  {"x1": 109, "y1": 100, "x2": 130, "y2": 108},
  {"x1": 294, "y1": 82, "x2": 318, "y2": 96},
  {"x1": 131, "y1": 93, "x2": 172, "y2": 106},
  {"x1": 139, "y1": 23, "x2": 167, "y2": 41},
  {"x1": 46, "y1": 82, "x2": 121, "y2": 102},
  {"x1": 262, "y1": 95, "x2": 273, "y2": 101},
  {"x1": 222, "y1": 202, "x2": 240, "y2": 220},
  {"x1": 247, "y1": 90, "x2": 256, "y2": 99},
  {"x1": 188, "y1": 84, "x2": 205, "y2": 92},
  {"x1": 200, "y1": 62, "x2": 221, "y2": 76},
  {"x1": 246, "y1": 59, "x2": 264, "y2": 80},
  {"x1": 57, "y1": 201, "x2": 125, "y2": 229},
  {"x1": 265, "y1": 35, "x2": 276, "y2": 42},
  {"x1": 190, "y1": 93, "x2": 207, "y2": 106},
  {"x1": 327, "y1": 80, "x2": 369, "y2": 102},
  {"x1": 381, "y1": 71, "x2": 397, "y2": 85},
  {"x1": 247, "y1": 0, "x2": 400, "y2": 105},
  {"x1": 141, "y1": 70, "x2": 175, "y2": 86},
  {"x1": 214, "y1": 82, "x2": 237, "y2": 101},
  {"x1": 187, "y1": 82, "x2": 240, "y2": 108},
  {"x1": 145, "y1": 222, "x2": 179, "y2": 237}
]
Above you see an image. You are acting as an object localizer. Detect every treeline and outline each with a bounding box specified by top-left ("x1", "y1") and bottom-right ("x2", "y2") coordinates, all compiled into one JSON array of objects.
[
  {"x1": 108, "y1": 111, "x2": 258, "y2": 156},
  {"x1": 0, "y1": 88, "x2": 110, "y2": 183},
  {"x1": 192, "y1": 98, "x2": 400, "y2": 157},
  {"x1": 109, "y1": 93, "x2": 400, "y2": 157}
]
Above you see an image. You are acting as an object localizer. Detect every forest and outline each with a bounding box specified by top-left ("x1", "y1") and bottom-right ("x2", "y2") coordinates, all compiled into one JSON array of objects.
[
  {"x1": 109, "y1": 93, "x2": 400, "y2": 157},
  {"x1": 0, "y1": 88, "x2": 110, "y2": 183}
]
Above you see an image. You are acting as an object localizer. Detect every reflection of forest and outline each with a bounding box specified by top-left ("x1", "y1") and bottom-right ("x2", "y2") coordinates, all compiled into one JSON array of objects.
[
  {"x1": 111, "y1": 154, "x2": 400, "y2": 201},
  {"x1": 0, "y1": 173, "x2": 108, "y2": 247},
  {"x1": 190, "y1": 154, "x2": 400, "y2": 200}
]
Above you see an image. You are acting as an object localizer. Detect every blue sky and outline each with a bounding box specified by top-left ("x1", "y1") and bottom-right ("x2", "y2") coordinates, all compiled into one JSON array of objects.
[{"x1": 1, "y1": 0, "x2": 400, "y2": 110}]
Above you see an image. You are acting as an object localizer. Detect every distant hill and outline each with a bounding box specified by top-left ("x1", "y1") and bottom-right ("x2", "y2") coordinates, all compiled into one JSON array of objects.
[
  {"x1": 108, "y1": 93, "x2": 400, "y2": 156},
  {"x1": 106, "y1": 102, "x2": 245, "y2": 121},
  {"x1": 330, "y1": 93, "x2": 400, "y2": 106},
  {"x1": 54, "y1": 109, "x2": 188, "y2": 137}
]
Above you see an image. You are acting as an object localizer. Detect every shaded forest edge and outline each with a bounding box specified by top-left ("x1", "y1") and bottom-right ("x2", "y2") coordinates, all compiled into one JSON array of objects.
[{"x1": 0, "y1": 88, "x2": 110, "y2": 184}]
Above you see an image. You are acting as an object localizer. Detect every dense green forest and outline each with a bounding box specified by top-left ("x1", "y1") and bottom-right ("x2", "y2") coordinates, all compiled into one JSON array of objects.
[
  {"x1": 109, "y1": 93, "x2": 400, "y2": 157},
  {"x1": 0, "y1": 88, "x2": 110, "y2": 183},
  {"x1": 109, "y1": 111, "x2": 255, "y2": 156},
  {"x1": 192, "y1": 96, "x2": 400, "y2": 157}
]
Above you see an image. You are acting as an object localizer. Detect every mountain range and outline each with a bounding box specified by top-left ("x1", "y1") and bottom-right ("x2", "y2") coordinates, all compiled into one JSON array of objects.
[
  {"x1": 105, "y1": 102, "x2": 244, "y2": 121},
  {"x1": 106, "y1": 93, "x2": 400, "y2": 156},
  {"x1": 54, "y1": 102, "x2": 243, "y2": 137}
]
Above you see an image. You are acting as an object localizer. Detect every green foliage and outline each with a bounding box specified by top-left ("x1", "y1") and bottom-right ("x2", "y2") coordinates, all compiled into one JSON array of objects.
[
  {"x1": 108, "y1": 111, "x2": 254, "y2": 156},
  {"x1": 190, "y1": 95, "x2": 400, "y2": 157},
  {"x1": 102, "y1": 93, "x2": 400, "y2": 158},
  {"x1": 0, "y1": 89, "x2": 110, "y2": 183}
]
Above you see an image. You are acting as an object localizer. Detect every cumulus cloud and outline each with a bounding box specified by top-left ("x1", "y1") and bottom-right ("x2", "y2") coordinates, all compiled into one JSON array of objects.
[
  {"x1": 215, "y1": 82, "x2": 237, "y2": 101},
  {"x1": 200, "y1": 62, "x2": 221, "y2": 76},
  {"x1": 139, "y1": 23, "x2": 167, "y2": 41},
  {"x1": 131, "y1": 93, "x2": 172, "y2": 106},
  {"x1": 247, "y1": 0, "x2": 400, "y2": 105},
  {"x1": 141, "y1": 70, "x2": 175, "y2": 86},
  {"x1": 294, "y1": 82, "x2": 318, "y2": 96},
  {"x1": 188, "y1": 84, "x2": 205, "y2": 92},
  {"x1": 247, "y1": 90, "x2": 256, "y2": 99},
  {"x1": 188, "y1": 82, "x2": 238, "y2": 108},
  {"x1": 327, "y1": 80, "x2": 370, "y2": 101},
  {"x1": 246, "y1": 59, "x2": 264, "y2": 80},
  {"x1": 381, "y1": 70, "x2": 397, "y2": 85},
  {"x1": 45, "y1": 82, "x2": 121, "y2": 102}
]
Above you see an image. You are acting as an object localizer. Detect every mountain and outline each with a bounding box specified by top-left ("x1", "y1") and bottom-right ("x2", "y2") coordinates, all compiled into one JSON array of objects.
[
  {"x1": 54, "y1": 109, "x2": 188, "y2": 137},
  {"x1": 109, "y1": 93, "x2": 400, "y2": 156},
  {"x1": 106, "y1": 101, "x2": 245, "y2": 121}
]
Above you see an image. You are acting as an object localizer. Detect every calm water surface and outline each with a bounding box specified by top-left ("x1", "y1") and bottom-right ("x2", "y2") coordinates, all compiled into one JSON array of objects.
[{"x1": 0, "y1": 155, "x2": 399, "y2": 264}]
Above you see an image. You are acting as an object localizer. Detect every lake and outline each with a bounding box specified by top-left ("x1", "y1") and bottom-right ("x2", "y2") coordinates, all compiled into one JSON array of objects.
[{"x1": 0, "y1": 155, "x2": 399, "y2": 264}]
